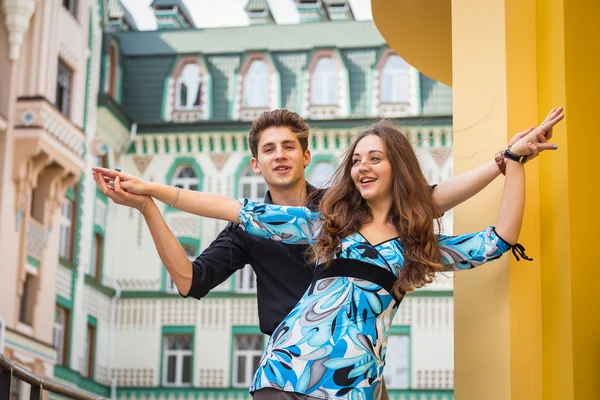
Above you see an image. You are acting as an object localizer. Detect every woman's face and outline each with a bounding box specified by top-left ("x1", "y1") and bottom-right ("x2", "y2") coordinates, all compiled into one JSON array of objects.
[{"x1": 350, "y1": 134, "x2": 393, "y2": 203}]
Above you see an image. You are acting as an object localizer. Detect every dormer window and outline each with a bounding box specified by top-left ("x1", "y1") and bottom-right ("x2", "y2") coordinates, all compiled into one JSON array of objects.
[
  {"x1": 235, "y1": 53, "x2": 279, "y2": 121},
  {"x1": 176, "y1": 64, "x2": 202, "y2": 111},
  {"x1": 303, "y1": 50, "x2": 349, "y2": 119},
  {"x1": 164, "y1": 56, "x2": 211, "y2": 122},
  {"x1": 243, "y1": 60, "x2": 270, "y2": 108},
  {"x1": 373, "y1": 49, "x2": 418, "y2": 117},
  {"x1": 380, "y1": 55, "x2": 409, "y2": 104},
  {"x1": 311, "y1": 57, "x2": 337, "y2": 105}
]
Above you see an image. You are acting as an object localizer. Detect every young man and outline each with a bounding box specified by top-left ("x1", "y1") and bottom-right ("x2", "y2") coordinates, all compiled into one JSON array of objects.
[{"x1": 93, "y1": 108, "x2": 561, "y2": 398}]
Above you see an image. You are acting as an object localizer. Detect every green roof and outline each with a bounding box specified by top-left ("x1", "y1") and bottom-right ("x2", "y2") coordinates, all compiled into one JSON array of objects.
[
  {"x1": 151, "y1": 0, "x2": 195, "y2": 27},
  {"x1": 245, "y1": 0, "x2": 270, "y2": 12},
  {"x1": 115, "y1": 20, "x2": 385, "y2": 56}
]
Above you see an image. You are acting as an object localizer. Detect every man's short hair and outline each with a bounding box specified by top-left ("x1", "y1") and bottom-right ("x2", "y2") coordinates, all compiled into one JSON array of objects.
[{"x1": 248, "y1": 109, "x2": 310, "y2": 158}]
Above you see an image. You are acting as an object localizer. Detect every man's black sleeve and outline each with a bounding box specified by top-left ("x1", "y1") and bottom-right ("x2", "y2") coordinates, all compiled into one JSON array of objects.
[{"x1": 183, "y1": 222, "x2": 249, "y2": 299}]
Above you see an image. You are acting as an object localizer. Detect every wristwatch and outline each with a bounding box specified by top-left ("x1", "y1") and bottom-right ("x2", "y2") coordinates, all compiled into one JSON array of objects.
[{"x1": 502, "y1": 148, "x2": 528, "y2": 164}]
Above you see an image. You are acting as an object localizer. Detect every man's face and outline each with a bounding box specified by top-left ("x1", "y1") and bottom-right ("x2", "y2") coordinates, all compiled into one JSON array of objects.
[{"x1": 251, "y1": 126, "x2": 311, "y2": 191}]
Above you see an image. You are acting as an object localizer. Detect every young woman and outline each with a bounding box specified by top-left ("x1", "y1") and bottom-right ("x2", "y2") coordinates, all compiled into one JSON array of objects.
[{"x1": 93, "y1": 115, "x2": 561, "y2": 399}]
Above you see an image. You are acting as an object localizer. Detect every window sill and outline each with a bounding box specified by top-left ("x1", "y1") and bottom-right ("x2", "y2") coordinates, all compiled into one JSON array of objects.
[{"x1": 16, "y1": 322, "x2": 33, "y2": 336}]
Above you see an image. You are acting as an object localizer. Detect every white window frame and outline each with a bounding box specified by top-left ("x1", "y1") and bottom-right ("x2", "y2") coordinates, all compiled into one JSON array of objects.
[
  {"x1": 243, "y1": 60, "x2": 270, "y2": 108},
  {"x1": 59, "y1": 199, "x2": 74, "y2": 260},
  {"x1": 171, "y1": 165, "x2": 199, "y2": 191},
  {"x1": 238, "y1": 165, "x2": 267, "y2": 202},
  {"x1": 235, "y1": 265, "x2": 257, "y2": 293},
  {"x1": 175, "y1": 64, "x2": 202, "y2": 111},
  {"x1": 385, "y1": 333, "x2": 410, "y2": 389},
  {"x1": 53, "y1": 307, "x2": 67, "y2": 365},
  {"x1": 380, "y1": 55, "x2": 409, "y2": 104},
  {"x1": 232, "y1": 334, "x2": 263, "y2": 388},
  {"x1": 311, "y1": 57, "x2": 338, "y2": 106},
  {"x1": 307, "y1": 160, "x2": 336, "y2": 189},
  {"x1": 162, "y1": 335, "x2": 193, "y2": 387}
]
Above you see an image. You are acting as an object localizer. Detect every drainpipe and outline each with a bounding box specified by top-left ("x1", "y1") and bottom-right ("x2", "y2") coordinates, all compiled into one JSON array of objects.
[{"x1": 0, "y1": 314, "x2": 5, "y2": 354}]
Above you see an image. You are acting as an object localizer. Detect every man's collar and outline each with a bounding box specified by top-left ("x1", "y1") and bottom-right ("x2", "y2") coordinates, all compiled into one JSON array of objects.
[{"x1": 263, "y1": 183, "x2": 320, "y2": 206}]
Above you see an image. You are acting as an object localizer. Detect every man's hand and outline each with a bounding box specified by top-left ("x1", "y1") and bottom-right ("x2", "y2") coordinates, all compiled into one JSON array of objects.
[{"x1": 92, "y1": 167, "x2": 151, "y2": 196}]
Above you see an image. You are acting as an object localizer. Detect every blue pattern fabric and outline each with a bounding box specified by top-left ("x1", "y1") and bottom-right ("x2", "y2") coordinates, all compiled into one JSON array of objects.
[{"x1": 238, "y1": 199, "x2": 511, "y2": 399}]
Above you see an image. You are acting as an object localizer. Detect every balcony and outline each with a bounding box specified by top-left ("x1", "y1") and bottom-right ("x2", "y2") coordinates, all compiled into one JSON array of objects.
[{"x1": 12, "y1": 96, "x2": 85, "y2": 178}]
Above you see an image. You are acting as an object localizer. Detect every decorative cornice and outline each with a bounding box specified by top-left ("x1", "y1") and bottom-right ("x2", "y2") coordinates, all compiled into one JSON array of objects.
[{"x1": 1, "y1": 0, "x2": 39, "y2": 61}]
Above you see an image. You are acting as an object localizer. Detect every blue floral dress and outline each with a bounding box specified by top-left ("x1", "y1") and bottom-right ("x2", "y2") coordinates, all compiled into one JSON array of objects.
[{"x1": 238, "y1": 200, "x2": 512, "y2": 400}]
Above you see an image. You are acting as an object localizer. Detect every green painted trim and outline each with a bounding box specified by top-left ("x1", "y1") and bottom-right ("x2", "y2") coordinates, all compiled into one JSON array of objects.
[
  {"x1": 56, "y1": 295, "x2": 72, "y2": 310},
  {"x1": 115, "y1": 41, "x2": 123, "y2": 104},
  {"x1": 408, "y1": 290, "x2": 454, "y2": 297},
  {"x1": 65, "y1": 186, "x2": 76, "y2": 201},
  {"x1": 232, "y1": 155, "x2": 253, "y2": 198},
  {"x1": 82, "y1": 9, "x2": 93, "y2": 133},
  {"x1": 231, "y1": 325, "x2": 262, "y2": 335},
  {"x1": 414, "y1": 72, "x2": 423, "y2": 114},
  {"x1": 228, "y1": 69, "x2": 239, "y2": 119},
  {"x1": 84, "y1": 275, "x2": 116, "y2": 297},
  {"x1": 87, "y1": 315, "x2": 98, "y2": 327},
  {"x1": 389, "y1": 325, "x2": 411, "y2": 335},
  {"x1": 67, "y1": 268, "x2": 77, "y2": 368},
  {"x1": 54, "y1": 365, "x2": 111, "y2": 397},
  {"x1": 156, "y1": 12, "x2": 187, "y2": 29},
  {"x1": 26, "y1": 256, "x2": 40, "y2": 268},
  {"x1": 73, "y1": 175, "x2": 83, "y2": 267},
  {"x1": 162, "y1": 326, "x2": 195, "y2": 335},
  {"x1": 305, "y1": 154, "x2": 335, "y2": 179},
  {"x1": 160, "y1": 326, "x2": 195, "y2": 386}
]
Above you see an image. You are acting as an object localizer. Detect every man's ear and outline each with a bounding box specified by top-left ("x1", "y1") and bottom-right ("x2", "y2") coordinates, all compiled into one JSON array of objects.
[
  {"x1": 250, "y1": 157, "x2": 261, "y2": 174},
  {"x1": 303, "y1": 149, "x2": 312, "y2": 169}
]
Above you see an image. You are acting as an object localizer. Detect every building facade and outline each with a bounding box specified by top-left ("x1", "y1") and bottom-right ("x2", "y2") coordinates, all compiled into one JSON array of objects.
[{"x1": 0, "y1": 1, "x2": 455, "y2": 399}]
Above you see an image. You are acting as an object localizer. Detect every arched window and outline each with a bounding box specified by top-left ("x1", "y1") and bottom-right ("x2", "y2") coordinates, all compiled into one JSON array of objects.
[
  {"x1": 176, "y1": 64, "x2": 202, "y2": 110},
  {"x1": 311, "y1": 57, "x2": 337, "y2": 105},
  {"x1": 380, "y1": 55, "x2": 409, "y2": 103},
  {"x1": 171, "y1": 165, "x2": 199, "y2": 191},
  {"x1": 307, "y1": 161, "x2": 336, "y2": 188},
  {"x1": 238, "y1": 164, "x2": 267, "y2": 202},
  {"x1": 243, "y1": 60, "x2": 270, "y2": 108}
]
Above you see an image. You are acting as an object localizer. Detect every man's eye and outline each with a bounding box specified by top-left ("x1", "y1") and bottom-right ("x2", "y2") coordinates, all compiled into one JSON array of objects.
[
  {"x1": 264, "y1": 148, "x2": 274, "y2": 153},
  {"x1": 285, "y1": 146, "x2": 295, "y2": 150}
]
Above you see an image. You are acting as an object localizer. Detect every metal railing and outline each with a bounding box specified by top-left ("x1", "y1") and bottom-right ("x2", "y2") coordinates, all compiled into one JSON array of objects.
[{"x1": 0, "y1": 353, "x2": 106, "y2": 400}]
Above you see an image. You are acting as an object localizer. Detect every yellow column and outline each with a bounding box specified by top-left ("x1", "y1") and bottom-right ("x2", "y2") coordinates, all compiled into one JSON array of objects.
[{"x1": 372, "y1": 0, "x2": 600, "y2": 398}]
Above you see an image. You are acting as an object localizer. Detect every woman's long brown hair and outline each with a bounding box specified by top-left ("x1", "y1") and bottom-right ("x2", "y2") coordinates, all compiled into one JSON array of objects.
[{"x1": 309, "y1": 120, "x2": 445, "y2": 298}]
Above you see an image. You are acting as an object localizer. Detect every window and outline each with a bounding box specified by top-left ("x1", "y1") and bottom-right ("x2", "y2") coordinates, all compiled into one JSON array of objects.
[
  {"x1": 63, "y1": 0, "x2": 77, "y2": 17},
  {"x1": 381, "y1": 55, "x2": 409, "y2": 104},
  {"x1": 9, "y1": 376, "x2": 21, "y2": 400},
  {"x1": 232, "y1": 335, "x2": 263, "y2": 387},
  {"x1": 56, "y1": 60, "x2": 73, "y2": 117},
  {"x1": 171, "y1": 165, "x2": 199, "y2": 191},
  {"x1": 176, "y1": 64, "x2": 202, "y2": 110},
  {"x1": 385, "y1": 334, "x2": 410, "y2": 389},
  {"x1": 18, "y1": 273, "x2": 37, "y2": 326},
  {"x1": 163, "y1": 335, "x2": 193, "y2": 386},
  {"x1": 59, "y1": 198, "x2": 75, "y2": 261},
  {"x1": 307, "y1": 161, "x2": 336, "y2": 189},
  {"x1": 90, "y1": 233, "x2": 103, "y2": 281},
  {"x1": 81, "y1": 323, "x2": 95, "y2": 379},
  {"x1": 53, "y1": 307, "x2": 70, "y2": 366},
  {"x1": 238, "y1": 165, "x2": 267, "y2": 202},
  {"x1": 243, "y1": 60, "x2": 270, "y2": 108},
  {"x1": 235, "y1": 266, "x2": 257, "y2": 293},
  {"x1": 311, "y1": 57, "x2": 337, "y2": 105}
]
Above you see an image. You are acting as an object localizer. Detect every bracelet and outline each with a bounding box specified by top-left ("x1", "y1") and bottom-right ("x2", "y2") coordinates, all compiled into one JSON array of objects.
[
  {"x1": 502, "y1": 148, "x2": 528, "y2": 164},
  {"x1": 169, "y1": 186, "x2": 180, "y2": 207},
  {"x1": 140, "y1": 196, "x2": 147, "y2": 215},
  {"x1": 494, "y1": 151, "x2": 506, "y2": 175}
]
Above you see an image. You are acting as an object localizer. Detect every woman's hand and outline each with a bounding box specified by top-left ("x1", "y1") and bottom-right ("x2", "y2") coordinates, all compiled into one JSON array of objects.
[
  {"x1": 91, "y1": 167, "x2": 152, "y2": 196},
  {"x1": 92, "y1": 170, "x2": 149, "y2": 212},
  {"x1": 509, "y1": 107, "x2": 564, "y2": 156}
]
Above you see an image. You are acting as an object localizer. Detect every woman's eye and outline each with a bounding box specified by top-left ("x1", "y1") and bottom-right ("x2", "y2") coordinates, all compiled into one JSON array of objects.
[
  {"x1": 370, "y1": 157, "x2": 381, "y2": 163},
  {"x1": 352, "y1": 159, "x2": 360, "y2": 165}
]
